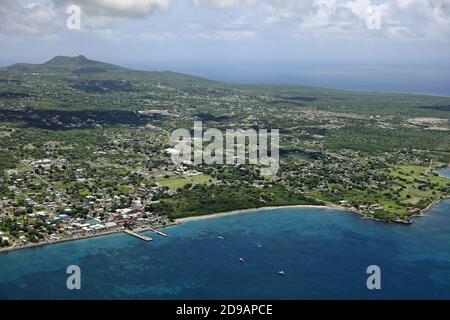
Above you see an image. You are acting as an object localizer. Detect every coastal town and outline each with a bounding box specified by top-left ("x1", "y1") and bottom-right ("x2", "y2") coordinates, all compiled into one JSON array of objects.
[
  {"x1": 1, "y1": 127, "x2": 449, "y2": 251},
  {"x1": 1, "y1": 56, "x2": 450, "y2": 251}
]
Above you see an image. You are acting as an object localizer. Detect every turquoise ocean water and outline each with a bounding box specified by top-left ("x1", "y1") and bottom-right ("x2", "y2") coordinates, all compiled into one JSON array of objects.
[{"x1": 1, "y1": 201, "x2": 450, "y2": 300}]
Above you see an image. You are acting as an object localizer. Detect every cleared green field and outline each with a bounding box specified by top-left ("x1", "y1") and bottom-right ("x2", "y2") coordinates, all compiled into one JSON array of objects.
[
  {"x1": 156, "y1": 174, "x2": 212, "y2": 190},
  {"x1": 389, "y1": 165, "x2": 450, "y2": 206},
  {"x1": 189, "y1": 174, "x2": 212, "y2": 184},
  {"x1": 156, "y1": 176, "x2": 190, "y2": 190}
]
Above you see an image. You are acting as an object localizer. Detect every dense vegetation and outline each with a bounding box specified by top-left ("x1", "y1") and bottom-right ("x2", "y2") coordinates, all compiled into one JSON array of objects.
[
  {"x1": 0, "y1": 55, "x2": 449, "y2": 248},
  {"x1": 150, "y1": 184, "x2": 321, "y2": 219}
]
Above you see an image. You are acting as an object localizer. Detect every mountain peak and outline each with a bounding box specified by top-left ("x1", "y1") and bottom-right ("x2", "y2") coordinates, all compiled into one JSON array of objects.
[{"x1": 44, "y1": 55, "x2": 96, "y2": 67}]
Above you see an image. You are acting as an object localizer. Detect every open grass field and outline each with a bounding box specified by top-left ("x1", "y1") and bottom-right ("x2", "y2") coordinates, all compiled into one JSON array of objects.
[
  {"x1": 389, "y1": 165, "x2": 450, "y2": 206},
  {"x1": 156, "y1": 174, "x2": 213, "y2": 190}
]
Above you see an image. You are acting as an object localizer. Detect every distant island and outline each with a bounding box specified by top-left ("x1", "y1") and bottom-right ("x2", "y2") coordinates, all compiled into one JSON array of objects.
[{"x1": 0, "y1": 55, "x2": 450, "y2": 251}]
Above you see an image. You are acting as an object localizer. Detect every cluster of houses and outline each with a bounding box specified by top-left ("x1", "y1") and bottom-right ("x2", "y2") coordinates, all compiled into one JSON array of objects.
[
  {"x1": 0, "y1": 144, "x2": 176, "y2": 247},
  {"x1": 57, "y1": 206, "x2": 166, "y2": 238},
  {"x1": 338, "y1": 200, "x2": 385, "y2": 214},
  {"x1": 0, "y1": 201, "x2": 167, "y2": 247}
]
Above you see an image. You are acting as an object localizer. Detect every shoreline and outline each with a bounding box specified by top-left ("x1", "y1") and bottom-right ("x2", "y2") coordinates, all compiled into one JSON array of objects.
[
  {"x1": 417, "y1": 195, "x2": 450, "y2": 216},
  {"x1": 0, "y1": 204, "x2": 346, "y2": 254},
  {"x1": 0, "y1": 229, "x2": 123, "y2": 254},
  {"x1": 2, "y1": 198, "x2": 450, "y2": 254},
  {"x1": 436, "y1": 166, "x2": 450, "y2": 178},
  {"x1": 174, "y1": 204, "x2": 345, "y2": 223},
  {"x1": 0, "y1": 204, "x2": 351, "y2": 254},
  {"x1": 0, "y1": 223, "x2": 177, "y2": 255}
]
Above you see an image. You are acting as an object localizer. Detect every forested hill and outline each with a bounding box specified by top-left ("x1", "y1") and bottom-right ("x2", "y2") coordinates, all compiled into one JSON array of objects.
[
  {"x1": 3, "y1": 55, "x2": 224, "y2": 88},
  {"x1": 0, "y1": 55, "x2": 450, "y2": 119}
]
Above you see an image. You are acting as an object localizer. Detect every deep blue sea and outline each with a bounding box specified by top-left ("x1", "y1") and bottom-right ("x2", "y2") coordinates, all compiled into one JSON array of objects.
[{"x1": 1, "y1": 201, "x2": 450, "y2": 300}]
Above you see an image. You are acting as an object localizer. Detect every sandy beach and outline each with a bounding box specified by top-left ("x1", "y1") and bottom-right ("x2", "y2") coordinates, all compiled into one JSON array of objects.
[
  {"x1": 173, "y1": 203, "x2": 420, "y2": 225},
  {"x1": 174, "y1": 204, "x2": 344, "y2": 223}
]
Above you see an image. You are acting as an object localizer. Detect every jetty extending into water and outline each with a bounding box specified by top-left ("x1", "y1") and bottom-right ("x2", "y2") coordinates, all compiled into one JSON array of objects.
[
  {"x1": 124, "y1": 229, "x2": 153, "y2": 241},
  {"x1": 147, "y1": 227, "x2": 168, "y2": 237}
]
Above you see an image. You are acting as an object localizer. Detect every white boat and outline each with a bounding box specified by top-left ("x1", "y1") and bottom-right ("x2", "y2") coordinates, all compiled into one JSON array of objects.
[
  {"x1": 217, "y1": 236, "x2": 224, "y2": 240},
  {"x1": 239, "y1": 258, "x2": 245, "y2": 262},
  {"x1": 278, "y1": 270, "x2": 285, "y2": 276}
]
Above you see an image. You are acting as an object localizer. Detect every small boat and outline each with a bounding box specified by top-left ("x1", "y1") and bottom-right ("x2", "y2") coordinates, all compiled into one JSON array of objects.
[
  {"x1": 217, "y1": 236, "x2": 224, "y2": 240},
  {"x1": 278, "y1": 270, "x2": 285, "y2": 276},
  {"x1": 257, "y1": 244, "x2": 262, "y2": 248},
  {"x1": 239, "y1": 258, "x2": 245, "y2": 262}
]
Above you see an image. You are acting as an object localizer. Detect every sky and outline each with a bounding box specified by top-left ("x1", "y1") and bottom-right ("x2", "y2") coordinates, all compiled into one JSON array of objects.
[{"x1": 0, "y1": 0, "x2": 449, "y2": 95}]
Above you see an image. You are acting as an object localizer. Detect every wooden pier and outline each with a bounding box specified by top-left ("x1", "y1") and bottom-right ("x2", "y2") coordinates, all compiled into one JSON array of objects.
[
  {"x1": 124, "y1": 229, "x2": 153, "y2": 241},
  {"x1": 148, "y1": 227, "x2": 168, "y2": 237}
]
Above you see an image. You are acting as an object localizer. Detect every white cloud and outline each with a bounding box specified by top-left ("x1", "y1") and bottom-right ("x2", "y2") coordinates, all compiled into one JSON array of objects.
[
  {"x1": 192, "y1": 0, "x2": 450, "y2": 40},
  {"x1": 53, "y1": 0, "x2": 171, "y2": 29},
  {"x1": 299, "y1": 0, "x2": 337, "y2": 29},
  {"x1": 0, "y1": 0, "x2": 171, "y2": 35},
  {"x1": 0, "y1": 0, "x2": 57, "y2": 35},
  {"x1": 345, "y1": 0, "x2": 371, "y2": 18},
  {"x1": 54, "y1": 0, "x2": 170, "y2": 18},
  {"x1": 381, "y1": 0, "x2": 450, "y2": 40},
  {"x1": 1, "y1": 0, "x2": 449, "y2": 40}
]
